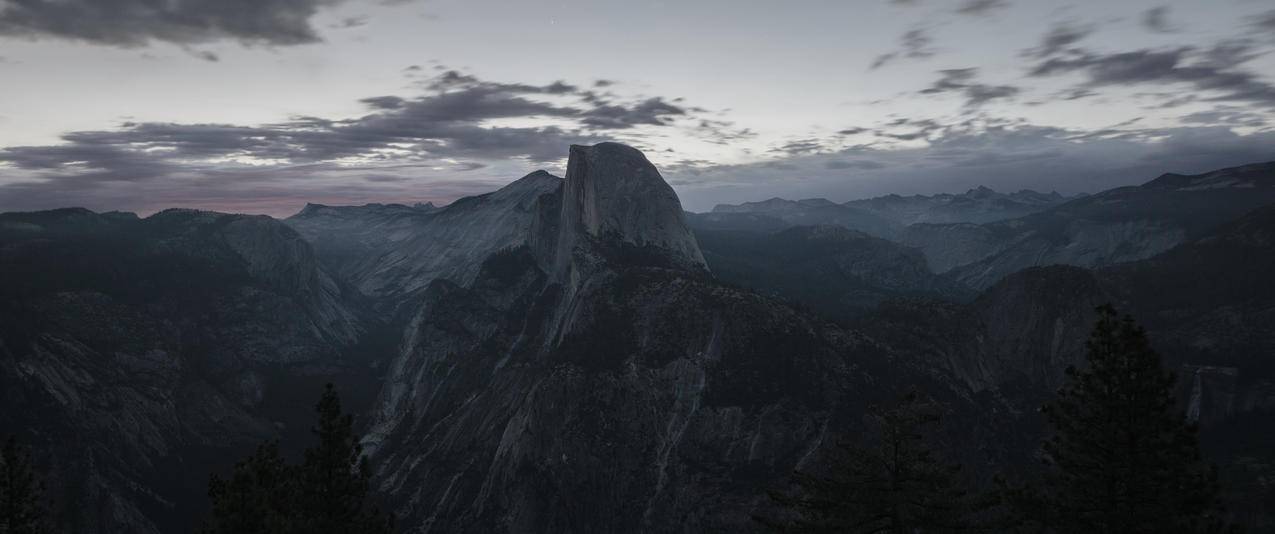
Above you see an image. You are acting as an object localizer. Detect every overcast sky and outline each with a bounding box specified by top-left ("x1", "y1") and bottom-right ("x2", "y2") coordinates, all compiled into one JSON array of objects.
[{"x1": 1, "y1": 0, "x2": 1274, "y2": 215}]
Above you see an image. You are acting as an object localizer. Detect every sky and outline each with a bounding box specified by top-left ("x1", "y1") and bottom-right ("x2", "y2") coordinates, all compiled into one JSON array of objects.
[{"x1": 1, "y1": 0, "x2": 1274, "y2": 215}]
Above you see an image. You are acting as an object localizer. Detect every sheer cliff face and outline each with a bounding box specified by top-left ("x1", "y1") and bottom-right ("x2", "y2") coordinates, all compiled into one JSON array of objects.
[{"x1": 554, "y1": 143, "x2": 707, "y2": 277}]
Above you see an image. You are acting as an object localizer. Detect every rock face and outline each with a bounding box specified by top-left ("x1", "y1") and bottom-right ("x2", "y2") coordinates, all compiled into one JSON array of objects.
[
  {"x1": 287, "y1": 171, "x2": 562, "y2": 311},
  {"x1": 0, "y1": 208, "x2": 375, "y2": 533},
  {"x1": 554, "y1": 143, "x2": 707, "y2": 276},
  {"x1": 902, "y1": 161, "x2": 1275, "y2": 288},
  {"x1": 858, "y1": 265, "x2": 1108, "y2": 394},
  {"x1": 1098, "y1": 203, "x2": 1275, "y2": 375}
]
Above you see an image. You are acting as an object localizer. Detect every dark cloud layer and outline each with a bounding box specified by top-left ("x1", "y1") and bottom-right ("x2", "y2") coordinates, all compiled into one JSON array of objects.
[
  {"x1": 1029, "y1": 41, "x2": 1275, "y2": 109},
  {"x1": 0, "y1": 69, "x2": 741, "y2": 214},
  {"x1": 871, "y1": 28, "x2": 936, "y2": 70},
  {"x1": 0, "y1": 0, "x2": 352, "y2": 46},
  {"x1": 1142, "y1": 6, "x2": 1177, "y2": 33},
  {"x1": 955, "y1": 0, "x2": 1009, "y2": 17},
  {"x1": 673, "y1": 116, "x2": 1275, "y2": 211},
  {"x1": 1026, "y1": 21, "x2": 1094, "y2": 58},
  {"x1": 1254, "y1": 10, "x2": 1275, "y2": 31},
  {"x1": 920, "y1": 68, "x2": 1021, "y2": 107}
]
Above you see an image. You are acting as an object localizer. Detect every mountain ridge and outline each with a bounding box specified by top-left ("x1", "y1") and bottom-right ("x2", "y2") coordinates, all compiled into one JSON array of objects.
[{"x1": 5, "y1": 149, "x2": 1275, "y2": 532}]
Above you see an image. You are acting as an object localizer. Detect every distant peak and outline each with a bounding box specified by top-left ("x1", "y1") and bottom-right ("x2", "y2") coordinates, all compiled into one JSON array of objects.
[
  {"x1": 486, "y1": 169, "x2": 562, "y2": 202},
  {"x1": 966, "y1": 185, "x2": 997, "y2": 198},
  {"x1": 1142, "y1": 161, "x2": 1275, "y2": 190},
  {"x1": 797, "y1": 198, "x2": 837, "y2": 207},
  {"x1": 516, "y1": 169, "x2": 562, "y2": 184},
  {"x1": 295, "y1": 202, "x2": 329, "y2": 217}
]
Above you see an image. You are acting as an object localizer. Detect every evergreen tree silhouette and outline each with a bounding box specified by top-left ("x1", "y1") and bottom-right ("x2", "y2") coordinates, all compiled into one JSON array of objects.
[
  {"x1": 759, "y1": 390, "x2": 986, "y2": 533},
  {"x1": 1036, "y1": 304, "x2": 1229, "y2": 533},
  {"x1": 295, "y1": 383, "x2": 391, "y2": 534},
  {"x1": 204, "y1": 441, "x2": 293, "y2": 534},
  {"x1": 205, "y1": 383, "x2": 392, "y2": 533},
  {"x1": 1, "y1": 436, "x2": 47, "y2": 534}
]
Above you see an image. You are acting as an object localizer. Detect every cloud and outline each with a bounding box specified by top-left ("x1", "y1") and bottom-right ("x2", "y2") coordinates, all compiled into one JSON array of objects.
[
  {"x1": 580, "y1": 97, "x2": 686, "y2": 129},
  {"x1": 186, "y1": 48, "x2": 220, "y2": 62},
  {"x1": 771, "y1": 138, "x2": 829, "y2": 156},
  {"x1": 1025, "y1": 21, "x2": 1094, "y2": 58},
  {"x1": 670, "y1": 116, "x2": 1275, "y2": 211},
  {"x1": 1142, "y1": 6, "x2": 1178, "y2": 33},
  {"x1": 823, "y1": 159, "x2": 886, "y2": 170},
  {"x1": 1028, "y1": 42, "x2": 1275, "y2": 108},
  {"x1": 955, "y1": 0, "x2": 1009, "y2": 17},
  {"x1": 1179, "y1": 106, "x2": 1268, "y2": 128},
  {"x1": 920, "y1": 68, "x2": 1021, "y2": 107},
  {"x1": 871, "y1": 28, "x2": 936, "y2": 70},
  {"x1": 0, "y1": 0, "x2": 375, "y2": 47},
  {"x1": 359, "y1": 95, "x2": 406, "y2": 110},
  {"x1": 0, "y1": 69, "x2": 733, "y2": 214},
  {"x1": 1253, "y1": 10, "x2": 1275, "y2": 32},
  {"x1": 332, "y1": 15, "x2": 369, "y2": 29}
]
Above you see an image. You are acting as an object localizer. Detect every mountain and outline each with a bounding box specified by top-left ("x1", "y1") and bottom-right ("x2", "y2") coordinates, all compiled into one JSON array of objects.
[
  {"x1": 708, "y1": 197, "x2": 900, "y2": 238},
  {"x1": 1095, "y1": 205, "x2": 1275, "y2": 522},
  {"x1": 702, "y1": 186, "x2": 1071, "y2": 238},
  {"x1": 904, "y1": 161, "x2": 1275, "y2": 288},
  {"x1": 0, "y1": 208, "x2": 377, "y2": 533},
  {"x1": 683, "y1": 211, "x2": 790, "y2": 233},
  {"x1": 552, "y1": 143, "x2": 708, "y2": 276},
  {"x1": 4, "y1": 147, "x2": 1274, "y2": 532},
  {"x1": 1098, "y1": 202, "x2": 1275, "y2": 378},
  {"x1": 286, "y1": 172, "x2": 562, "y2": 313},
  {"x1": 362, "y1": 143, "x2": 1005, "y2": 532},
  {"x1": 845, "y1": 186, "x2": 1074, "y2": 226},
  {"x1": 860, "y1": 265, "x2": 1108, "y2": 394},
  {"x1": 831, "y1": 199, "x2": 1275, "y2": 401},
  {"x1": 694, "y1": 225, "x2": 972, "y2": 322},
  {"x1": 711, "y1": 194, "x2": 1275, "y2": 521}
]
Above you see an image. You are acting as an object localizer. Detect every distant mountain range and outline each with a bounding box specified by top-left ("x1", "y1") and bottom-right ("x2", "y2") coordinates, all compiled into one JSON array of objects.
[
  {"x1": 906, "y1": 161, "x2": 1275, "y2": 289},
  {"x1": 1, "y1": 145, "x2": 1273, "y2": 532},
  {"x1": 699, "y1": 185, "x2": 1078, "y2": 239},
  {"x1": 697, "y1": 162, "x2": 1275, "y2": 292}
]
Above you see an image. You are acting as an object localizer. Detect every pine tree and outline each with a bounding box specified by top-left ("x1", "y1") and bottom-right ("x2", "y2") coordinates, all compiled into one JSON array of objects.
[
  {"x1": 760, "y1": 390, "x2": 984, "y2": 533},
  {"x1": 204, "y1": 441, "x2": 293, "y2": 534},
  {"x1": 294, "y1": 383, "x2": 392, "y2": 534},
  {"x1": 204, "y1": 384, "x2": 392, "y2": 533},
  {"x1": 1, "y1": 436, "x2": 47, "y2": 534},
  {"x1": 1038, "y1": 304, "x2": 1227, "y2": 533}
]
